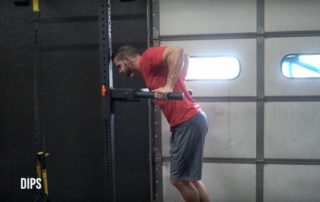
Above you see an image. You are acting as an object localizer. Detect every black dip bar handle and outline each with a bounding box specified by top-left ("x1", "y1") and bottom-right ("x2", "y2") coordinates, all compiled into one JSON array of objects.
[{"x1": 134, "y1": 88, "x2": 184, "y2": 100}]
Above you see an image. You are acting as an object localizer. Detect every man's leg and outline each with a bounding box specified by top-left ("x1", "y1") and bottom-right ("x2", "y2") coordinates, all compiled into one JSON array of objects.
[
  {"x1": 171, "y1": 180, "x2": 200, "y2": 202},
  {"x1": 170, "y1": 111, "x2": 209, "y2": 202},
  {"x1": 192, "y1": 180, "x2": 210, "y2": 202}
]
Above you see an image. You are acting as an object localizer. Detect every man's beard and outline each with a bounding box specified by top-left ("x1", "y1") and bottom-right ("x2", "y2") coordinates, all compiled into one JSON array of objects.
[
  {"x1": 126, "y1": 71, "x2": 134, "y2": 78},
  {"x1": 125, "y1": 63, "x2": 134, "y2": 78}
]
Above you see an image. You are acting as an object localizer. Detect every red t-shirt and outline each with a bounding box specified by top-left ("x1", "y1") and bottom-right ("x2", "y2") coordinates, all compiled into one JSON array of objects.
[{"x1": 139, "y1": 46, "x2": 200, "y2": 127}]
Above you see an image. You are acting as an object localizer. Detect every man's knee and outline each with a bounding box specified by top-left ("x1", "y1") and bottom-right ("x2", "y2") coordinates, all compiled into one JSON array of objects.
[
  {"x1": 171, "y1": 180, "x2": 179, "y2": 188},
  {"x1": 191, "y1": 180, "x2": 201, "y2": 187},
  {"x1": 171, "y1": 180, "x2": 190, "y2": 189}
]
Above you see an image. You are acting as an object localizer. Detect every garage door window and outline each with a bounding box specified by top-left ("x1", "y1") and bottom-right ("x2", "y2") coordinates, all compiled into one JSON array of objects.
[
  {"x1": 282, "y1": 54, "x2": 320, "y2": 78},
  {"x1": 186, "y1": 56, "x2": 240, "y2": 80}
]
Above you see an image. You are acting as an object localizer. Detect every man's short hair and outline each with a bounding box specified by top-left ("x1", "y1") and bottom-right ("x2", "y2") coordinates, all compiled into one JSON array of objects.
[{"x1": 112, "y1": 45, "x2": 139, "y2": 61}]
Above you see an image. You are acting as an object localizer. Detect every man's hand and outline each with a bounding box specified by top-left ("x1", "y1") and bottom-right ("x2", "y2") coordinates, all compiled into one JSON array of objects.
[{"x1": 152, "y1": 85, "x2": 173, "y2": 100}]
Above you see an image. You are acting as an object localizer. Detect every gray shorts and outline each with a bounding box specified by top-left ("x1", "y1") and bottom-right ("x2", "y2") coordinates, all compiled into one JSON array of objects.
[{"x1": 170, "y1": 110, "x2": 208, "y2": 181}]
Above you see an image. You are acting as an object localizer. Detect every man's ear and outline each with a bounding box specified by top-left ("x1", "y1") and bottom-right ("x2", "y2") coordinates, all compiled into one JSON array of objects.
[
  {"x1": 123, "y1": 55, "x2": 130, "y2": 61},
  {"x1": 124, "y1": 55, "x2": 134, "y2": 65}
]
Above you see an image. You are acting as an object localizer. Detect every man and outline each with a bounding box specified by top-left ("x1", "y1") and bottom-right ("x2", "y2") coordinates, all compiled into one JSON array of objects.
[{"x1": 112, "y1": 45, "x2": 210, "y2": 202}]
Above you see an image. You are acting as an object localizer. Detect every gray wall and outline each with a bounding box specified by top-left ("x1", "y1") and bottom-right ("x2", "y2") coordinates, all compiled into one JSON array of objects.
[{"x1": 156, "y1": 0, "x2": 320, "y2": 201}]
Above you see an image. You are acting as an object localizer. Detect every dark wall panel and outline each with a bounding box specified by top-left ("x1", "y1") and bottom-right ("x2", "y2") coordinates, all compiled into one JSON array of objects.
[
  {"x1": 114, "y1": 101, "x2": 150, "y2": 202},
  {"x1": 1, "y1": 1, "x2": 38, "y2": 201},
  {"x1": 111, "y1": 0, "x2": 151, "y2": 201},
  {"x1": 40, "y1": 50, "x2": 106, "y2": 201},
  {"x1": 1, "y1": 0, "x2": 107, "y2": 201}
]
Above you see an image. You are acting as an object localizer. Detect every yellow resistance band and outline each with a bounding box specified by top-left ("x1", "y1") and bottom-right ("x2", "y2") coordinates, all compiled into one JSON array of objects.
[{"x1": 33, "y1": 0, "x2": 39, "y2": 12}]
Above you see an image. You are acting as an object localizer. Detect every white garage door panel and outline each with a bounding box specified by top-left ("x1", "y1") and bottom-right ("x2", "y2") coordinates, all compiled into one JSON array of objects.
[
  {"x1": 264, "y1": 165, "x2": 320, "y2": 202},
  {"x1": 161, "y1": 39, "x2": 256, "y2": 96},
  {"x1": 159, "y1": 0, "x2": 256, "y2": 35},
  {"x1": 265, "y1": 102, "x2": 320, "y2": 159},
  {"x1": 161, "y1": 103, "x2": 256, "y2": 158},
  {"x1": 265, "y1": 37, "x2": 320, "y2": 96},
  {"x1": 265, "y1": 0, "x2": 320, "y2": 32},
  {"x1": 163, "y1": 162, "x2": 256, "y2": 202}
]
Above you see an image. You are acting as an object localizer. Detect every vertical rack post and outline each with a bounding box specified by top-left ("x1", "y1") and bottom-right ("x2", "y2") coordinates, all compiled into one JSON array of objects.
[{"x1": 99, "y1": 0, "x2": 116, "y2": 201}]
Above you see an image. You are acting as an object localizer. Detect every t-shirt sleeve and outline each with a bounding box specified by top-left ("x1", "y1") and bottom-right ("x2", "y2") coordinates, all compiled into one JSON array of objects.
[{"x1": 146, "y1": 46, "x2": 167, "y2": 71}]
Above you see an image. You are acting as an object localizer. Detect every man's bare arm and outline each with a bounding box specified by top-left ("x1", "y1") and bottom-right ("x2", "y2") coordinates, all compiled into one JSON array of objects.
[
  {"x1": 163, "y1": 47, "x2": 184, "y2": 89},
  {"x1": 152, "y1": 46, "x2": 185, "y2": 99},
  {"x1": 180, "y1": 53, "x2": 189, "y2": 81}
]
